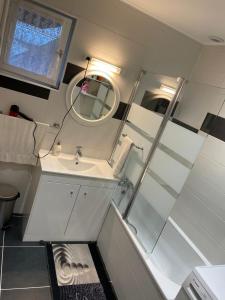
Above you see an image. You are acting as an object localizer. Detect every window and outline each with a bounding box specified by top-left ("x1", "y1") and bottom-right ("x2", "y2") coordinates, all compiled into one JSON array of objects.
[{"x1": 0, "y1": 0, "x2": 75, "y2": 88}]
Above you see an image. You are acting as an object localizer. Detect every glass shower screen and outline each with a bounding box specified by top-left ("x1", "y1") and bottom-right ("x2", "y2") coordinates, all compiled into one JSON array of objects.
[
  {"x1": 125, "y1": 78, "x2": 206, "y2": 253},
  {"x1": 111, "y1": 72, "x2": 181, "y2": 240}
]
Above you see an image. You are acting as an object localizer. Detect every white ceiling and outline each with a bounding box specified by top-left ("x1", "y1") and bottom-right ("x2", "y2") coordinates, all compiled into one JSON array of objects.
[{"x1": 121, "y1": 0, "x2": 225, "y2": 45}]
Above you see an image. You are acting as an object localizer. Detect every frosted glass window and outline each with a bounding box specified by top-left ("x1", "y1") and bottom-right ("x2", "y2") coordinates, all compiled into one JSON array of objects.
[{"x1": 0, "y1": 0, "x2": 75, "y2": 88}]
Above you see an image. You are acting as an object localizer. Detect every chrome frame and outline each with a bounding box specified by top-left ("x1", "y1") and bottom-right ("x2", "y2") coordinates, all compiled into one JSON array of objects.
[
  {"x1": 123, "y1": 77, "x2": 186, "y2": 219},
  {"x1": 108, "y1": 69, "x2": 146, "y2": 165},
  {"x1": 121, "y1": 134, "x2": 144, "y2": 151}
]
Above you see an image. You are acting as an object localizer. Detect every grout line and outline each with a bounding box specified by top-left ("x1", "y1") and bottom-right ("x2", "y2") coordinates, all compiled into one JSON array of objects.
[
  {"x1": 0, "y1": 231, "x2": 5, "y2": 298},
  {"x1": 64, "y1": 185, "x2": 82, "y2": 235},
  {"x1": 2, "y1": 286, "x2": 51, "y2": 291}
]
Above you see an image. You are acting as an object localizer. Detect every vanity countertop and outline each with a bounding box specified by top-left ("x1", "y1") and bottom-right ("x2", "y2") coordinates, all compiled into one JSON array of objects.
[{"x1": 39, "y1": 151, "x2": 118, "y2": 182}]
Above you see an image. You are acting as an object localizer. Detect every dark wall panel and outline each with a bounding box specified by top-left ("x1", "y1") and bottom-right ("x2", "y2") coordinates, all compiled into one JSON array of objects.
[{"x1": 0, "y1": 75, "x2": 50, "y2": 100}]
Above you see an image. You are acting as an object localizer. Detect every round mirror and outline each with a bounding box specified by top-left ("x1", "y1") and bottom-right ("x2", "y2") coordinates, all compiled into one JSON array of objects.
[{"x1": 66, "y1": 70, "x2": 120, "y2": 126}]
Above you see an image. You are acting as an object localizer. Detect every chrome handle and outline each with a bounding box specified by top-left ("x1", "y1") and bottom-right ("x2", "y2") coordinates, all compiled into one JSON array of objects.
[{"x1": 56, "y1": 49, "x2": 63, "y2": 58}]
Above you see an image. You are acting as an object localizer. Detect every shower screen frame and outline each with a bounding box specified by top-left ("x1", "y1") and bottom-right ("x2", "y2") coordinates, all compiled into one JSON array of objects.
[{"x1": 122, "y1": 77, "x2": 186, "y2": 219}]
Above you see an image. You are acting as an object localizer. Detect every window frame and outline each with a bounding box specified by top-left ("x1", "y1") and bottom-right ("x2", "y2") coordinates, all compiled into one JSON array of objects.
[{"x1": 0, "y1": 0, "x2": 76, "y2": 90}]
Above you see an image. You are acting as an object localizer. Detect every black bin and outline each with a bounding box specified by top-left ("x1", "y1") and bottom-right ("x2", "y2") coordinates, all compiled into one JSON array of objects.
[{"x1": 0, "y1": 184, "x2": 20, "y2": 228}]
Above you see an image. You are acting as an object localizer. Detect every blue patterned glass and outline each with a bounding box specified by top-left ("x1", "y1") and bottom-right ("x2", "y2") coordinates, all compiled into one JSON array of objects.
[{"x1": 8, "y1": 8, "x2": 62, "y2": 77}]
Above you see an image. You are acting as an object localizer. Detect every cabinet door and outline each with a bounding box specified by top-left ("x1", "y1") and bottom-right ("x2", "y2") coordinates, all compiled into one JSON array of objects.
[
  {"x1": 25, "y1": 180, "x2": 80, "y2": 241},
  {"x1": 65, "y1": 186, "x2": 113, "y2": 241}
]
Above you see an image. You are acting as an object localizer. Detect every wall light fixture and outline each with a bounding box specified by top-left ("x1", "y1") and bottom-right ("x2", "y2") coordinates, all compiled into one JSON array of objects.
[
  {"x1": 90, "y1": 58, "x2": 121, "y2": 74},
  {"x1": 160, "y1": 84, "x2": 176, "y2": 95}
]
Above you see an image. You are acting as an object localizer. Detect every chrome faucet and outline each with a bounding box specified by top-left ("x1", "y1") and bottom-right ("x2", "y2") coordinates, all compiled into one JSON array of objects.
[{"x1": 75, "y1": 146, "x2": 82, "y2": 162}]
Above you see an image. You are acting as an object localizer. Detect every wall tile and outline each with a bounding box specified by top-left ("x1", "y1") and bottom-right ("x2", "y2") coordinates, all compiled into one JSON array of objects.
[
  {"x1": 171, "y1": 187, "x2": 225, "y2": 264},
  {"x1": 127, "y1": 103, "x2": 163, "y2": 138},
  {"x1": 0, "y1": 75, "x2": 50, "y2": 100},
  {"x1": 204, "y1": 114, "x2": 225, "y2": 143},
  {"x1": 150, "y1": 149, "x2": 190, "y2": 194},
  {"x1": 112, "y1": 102, "x2": 129, "y2": 120},
  {"x1": 200, "y1": 135, "x2": 225, "y2": 167},
  {"x1": 63, "y1": 63, "x2": 84, "y2": 84},
  {"x1": 185, "y1": 154, "x2": 225, "y2": 220},
  {"x1": 161, "y1": 121, "x2": 205, "y2": 164},
  {"x1": 191, "y1": 46, "x2": 225, "y2": 88},
  {"x1": 189, "y1": 153, "x2": 225, "y2": 193},
  {"x1": 172, "y1": 118, "x2": 198, "y2": 133},
  {"x1": 175, "y1": 82, "x2": 225, "y2": 130},
  {"x1": 139, "y1": 173, "x2": 176, "y2": 219}
]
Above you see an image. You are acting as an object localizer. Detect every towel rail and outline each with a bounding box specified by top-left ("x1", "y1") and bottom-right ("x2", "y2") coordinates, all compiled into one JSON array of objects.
[{"x1": 122, "y1": 134, "x2": 144, "y2": 151}]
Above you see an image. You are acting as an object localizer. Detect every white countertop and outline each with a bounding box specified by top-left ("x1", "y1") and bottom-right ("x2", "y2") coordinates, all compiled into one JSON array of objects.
[{"x1": 39, "y1": 150, "x2": 118, "y2": 182}]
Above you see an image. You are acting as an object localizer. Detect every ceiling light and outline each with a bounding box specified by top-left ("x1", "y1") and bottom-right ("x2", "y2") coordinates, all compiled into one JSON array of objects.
[
  {"x1": 160, "y1": 84, "x2": 176, "y2": 95},
  {"x1": 208, "y1": 36, "x2": 224, "y2": 43},
  {"x1": 90, "y1": 58, "x2": 121, "y2": 74}
]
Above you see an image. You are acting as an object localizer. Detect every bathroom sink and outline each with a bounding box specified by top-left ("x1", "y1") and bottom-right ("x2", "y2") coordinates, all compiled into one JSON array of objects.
[
  {"x1": 58, "y1": 157, "x2": 100, "y2": 174},
  {"x1": 39, "y1": 151, "x2": 116, "y2": 181}
]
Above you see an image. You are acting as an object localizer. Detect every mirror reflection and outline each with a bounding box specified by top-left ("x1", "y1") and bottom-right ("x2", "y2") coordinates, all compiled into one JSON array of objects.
[
  {"x1": 73, "y1": 75, "x2": 115, "y2": 121},
  {"x1": 141, "y1": 92, "x2": 170, "y2": 115},
  {"x1": 134, "y1": 72, "x2": 178, "y2": 116}
]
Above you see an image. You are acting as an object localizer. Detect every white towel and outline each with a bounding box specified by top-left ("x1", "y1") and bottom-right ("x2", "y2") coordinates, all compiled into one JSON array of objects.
[
  {"x1": 113, "y1": 136, "x2": 133, "y2": 177},
  {"x1": 0, "y1": 114, "x2": 48, "y2": 166}
]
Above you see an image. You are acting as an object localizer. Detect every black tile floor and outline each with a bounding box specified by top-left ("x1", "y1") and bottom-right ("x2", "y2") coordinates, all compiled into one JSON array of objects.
[{"x1": 0, "y1": 216, "x2": 52, "y2": 300}]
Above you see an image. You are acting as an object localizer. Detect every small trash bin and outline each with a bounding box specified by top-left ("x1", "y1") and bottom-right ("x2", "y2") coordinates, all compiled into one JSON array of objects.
[{"x1": 0, "y1": 183, "x2": 20, "y2": 228}]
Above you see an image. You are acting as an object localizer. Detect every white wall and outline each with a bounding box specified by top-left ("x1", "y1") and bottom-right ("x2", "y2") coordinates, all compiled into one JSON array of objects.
[
  {"x1": 171, "y1": 135, "x2": 225, "y2": 264},
  {"x1": 36, "y1": 0, "x2": 201, "y2": 79},
  {"x1": 171, "y1": 46, "x2": 225, "y2": 264},
  {"x1": 175, "y1": 46, "x2": 225, "y2": 129},
  {"x1": 0, "y1": 0, "x2": 201, "y2": 157},
  {"x1": 0, "y1": 0, "x2": 201, "y2": 213}
]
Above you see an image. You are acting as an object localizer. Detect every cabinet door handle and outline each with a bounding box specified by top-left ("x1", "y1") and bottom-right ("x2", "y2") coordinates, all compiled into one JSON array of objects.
[{"x1": 84, "y1": 192, "x2": 87, "y2": 196}]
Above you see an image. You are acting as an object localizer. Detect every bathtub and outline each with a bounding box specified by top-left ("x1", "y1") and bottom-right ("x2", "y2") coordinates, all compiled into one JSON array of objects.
[
  {"x1": 98, "y1": 203, "x2": 211, "y2": 300},
  {"x1": 146, "y1": 216, "x2": 210, "y2": 299}
]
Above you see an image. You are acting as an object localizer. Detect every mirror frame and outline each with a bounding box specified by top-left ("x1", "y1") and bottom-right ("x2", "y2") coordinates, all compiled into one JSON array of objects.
[{"x1": 66, "y1": 70, "x2": 120, "y2": 126}]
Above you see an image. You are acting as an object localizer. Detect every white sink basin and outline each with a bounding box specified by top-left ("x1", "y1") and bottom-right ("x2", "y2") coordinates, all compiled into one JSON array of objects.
[
  {"x1": 39, "y1": 151, "x2": 116, "y2": 181},
  {"x1": 58, "y1": 157, "x2": 102, "y2": 175}
]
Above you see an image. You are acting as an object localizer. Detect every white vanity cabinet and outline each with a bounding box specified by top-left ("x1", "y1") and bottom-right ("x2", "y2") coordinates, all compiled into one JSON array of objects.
[
  {"x1": 23, "y1": 170, "x2": 116, "y2": 242},
  {"x1": 65, "y1": 186, "x2": 113, "y2": 241},
  {"x1": 24, "y1": 177, "x2": 80, "y2": 241}
]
